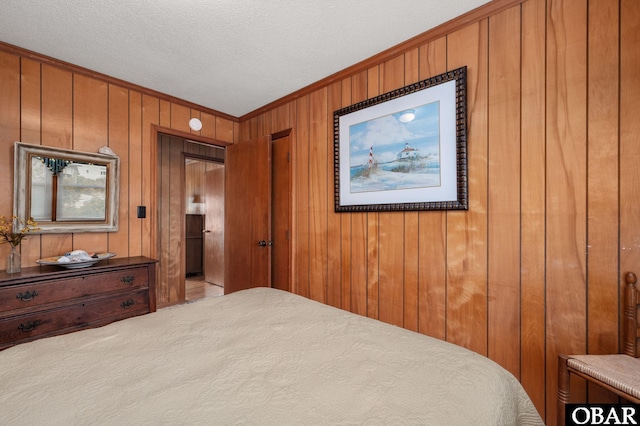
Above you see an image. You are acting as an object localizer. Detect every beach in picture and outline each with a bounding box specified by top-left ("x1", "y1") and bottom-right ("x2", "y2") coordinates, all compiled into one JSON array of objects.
[{"x1": 348, "y1": 101, "x2": 441, "y2": 194}]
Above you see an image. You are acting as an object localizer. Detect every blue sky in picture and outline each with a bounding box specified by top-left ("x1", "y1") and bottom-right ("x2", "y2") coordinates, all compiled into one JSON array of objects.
[{"x1": 348, "y1": 101, "x2": 441, "y2": 193}]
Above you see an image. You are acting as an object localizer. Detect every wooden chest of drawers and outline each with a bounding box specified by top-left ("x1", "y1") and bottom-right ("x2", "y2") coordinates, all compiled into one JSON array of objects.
[{"x1": 0, "y1": 256, "x2": 157, "y2": 350}]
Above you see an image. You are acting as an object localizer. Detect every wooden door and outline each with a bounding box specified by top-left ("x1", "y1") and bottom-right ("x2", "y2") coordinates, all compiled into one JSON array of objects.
[
  {"x1": 271, "y1": 134, "x2": 291, "y2": 291},
  {"x1": 224, "y1": 136, "x2": 271, "y2": 293},
  {"x1": 204, "y1": 166, "x2": 224, "y2": 286}
]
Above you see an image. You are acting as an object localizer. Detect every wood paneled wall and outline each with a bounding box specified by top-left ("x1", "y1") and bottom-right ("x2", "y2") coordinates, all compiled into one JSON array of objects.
[
  {"x1": 0, "y1": 43, "x2": 239, "y2": 306},
  {"x1": 239, "y1": 0, "x2": 640, "y2": 423},
  {"x1": 1, "y1": 0, "x2": 639, "y2": 424}
]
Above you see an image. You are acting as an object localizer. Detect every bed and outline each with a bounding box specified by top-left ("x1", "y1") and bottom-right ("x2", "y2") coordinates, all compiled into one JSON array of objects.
[{"x1": 0, "y1": 287, "x2": 542, "y2": 425}]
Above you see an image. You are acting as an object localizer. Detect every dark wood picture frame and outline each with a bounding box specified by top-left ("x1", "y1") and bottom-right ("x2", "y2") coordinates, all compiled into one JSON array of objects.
[{"x1": 333, "y1": 66, "x2": 467, "y2": 212}]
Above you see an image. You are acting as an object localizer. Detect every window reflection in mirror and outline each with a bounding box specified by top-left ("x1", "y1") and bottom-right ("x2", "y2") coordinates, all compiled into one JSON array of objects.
[
  {"x1": 14, "y1": 142, "x2": 119, "y2": 233},
  {"x1": 30, "y1": 156, "x2": 108, "y2": 222}
]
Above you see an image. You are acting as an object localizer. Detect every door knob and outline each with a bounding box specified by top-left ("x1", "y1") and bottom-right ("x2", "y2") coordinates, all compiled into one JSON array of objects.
[
  {"x1": 258, "y1": 240, "x2": 267, "y2": 247},
  {"x1": 202, "y1": 229, "x2": 211, "y2": 233}
]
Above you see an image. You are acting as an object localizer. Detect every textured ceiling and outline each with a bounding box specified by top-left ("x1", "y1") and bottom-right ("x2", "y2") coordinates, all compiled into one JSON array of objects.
[{"x1": 0, "y1": 0, "x2": 489, "y2": 117}]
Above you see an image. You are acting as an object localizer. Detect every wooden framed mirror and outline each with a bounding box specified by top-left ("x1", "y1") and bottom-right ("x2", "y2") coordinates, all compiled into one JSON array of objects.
[{"x1": 13, "y1": 142, "x2": 120, "y2": 233}]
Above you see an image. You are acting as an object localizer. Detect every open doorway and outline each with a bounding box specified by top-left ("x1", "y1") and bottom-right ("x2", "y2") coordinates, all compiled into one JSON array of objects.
[
  {"x1": 157, "y1": 133, "x2": 225, "y2": 305},
  {"x1": 156, "y1": 130, "x2": 292, "y2": 305},
  {"x1": 184, "y1": 157, "x2": 225, "y2": 301}
]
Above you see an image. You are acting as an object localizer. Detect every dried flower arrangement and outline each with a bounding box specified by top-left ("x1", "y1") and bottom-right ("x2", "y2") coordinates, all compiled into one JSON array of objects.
[{"x1": 0, "y1": 216, "x2": 40, "y2": 247}]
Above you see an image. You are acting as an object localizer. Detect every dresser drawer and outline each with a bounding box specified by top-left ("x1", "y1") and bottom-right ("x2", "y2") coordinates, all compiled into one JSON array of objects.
[
  {"x1": 0, "y1": 290, "x2": 149, "y2": 346},
  {"x1": 0, "y1": 267, "x2": 149, "y2": 313},
  {"x1": 0, "y1": 256, "x2": 157, "y2": 350}
]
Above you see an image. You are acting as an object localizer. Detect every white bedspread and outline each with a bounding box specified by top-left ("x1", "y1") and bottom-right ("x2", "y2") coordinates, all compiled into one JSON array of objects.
[{"x1": 0, "y1": 288, "x2": 543, "y2": 425}]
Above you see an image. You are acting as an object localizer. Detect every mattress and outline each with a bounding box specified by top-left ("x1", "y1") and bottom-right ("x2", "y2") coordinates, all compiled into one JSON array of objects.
[{"x1": 0, "y1": 287, "x2": 543, "y2": 425}]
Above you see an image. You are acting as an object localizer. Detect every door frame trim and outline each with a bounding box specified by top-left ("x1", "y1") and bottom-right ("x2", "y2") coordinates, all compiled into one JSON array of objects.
[
  {"x1": 150, "y1": 125, "x2": 231, "y2": 261},
  {"x1": 272, "y1": 128, "x2": 292, "y2": 140},
  {"x1": 151, "y1": 126, "x2": 229, "y2": 307},
  {"x1": 271, "y1": 128, "x2": 294, "y2": 293}
]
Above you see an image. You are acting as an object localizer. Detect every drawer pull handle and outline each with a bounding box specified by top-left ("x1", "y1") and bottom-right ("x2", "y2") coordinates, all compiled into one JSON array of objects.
[
  {"x1": 120, "y1": 276, "x2": 136, "y2": 285},
  {"x1": 16, "y1": 291, "x2": 39, "y2": 302},
  {"x1": 18, "y1": 320, "x2": 41, "y2": 332},
  {"x1": 120, "y1": 299, "x2": 136, "y2": 309}
]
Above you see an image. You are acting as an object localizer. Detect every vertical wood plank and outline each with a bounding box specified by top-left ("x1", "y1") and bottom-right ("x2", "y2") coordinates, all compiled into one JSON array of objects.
[
  {"x1": 73, "y1": 75, "x2": 108, "y2": 152},
  {"x1": 326, "y1": 81, "x2": 342, "y2": 308},
  {"x1": 620, "y1": 0, "x2": 640, "y2": 356},
  {"x1": 403, "y1": 48, "x2": 421, "y2": 332},
  {"x1": 272, "y1": 103, "x2": 290, "y2": 133},
  {"x1": 259, "y1": 110, "x2": 271, "y2": 136},
  {"x1": 159, "y1": 99, "x2": 171, "y2": 128},
  {"x1": 587, "y1": 1, "x2": 620, "y2": 354},
  {"x1": 446, "y1": 20, "x2": 489, "y2": 355},
  {"x1": 200, "y1": 112, "x2": 216, "y2": 140},
  {"x1": 287, "y1": 101, "x2": 298, "y2": 296},
  {"x1": 270, "y1": 104, "x2": 282, "y2": 132},
  {"x1": 586, "y1": 0, "x2": 620, "y2": 404},
  {"x1": 545, "y1": 0, "x2": 588, "y2": 418},
  {"x1": 294, "y1": 95, "x2": 310, "y2": 298},
  {"x1": 520, "y1": 0, "x2": 547, "y2": 416},
  {"x1": 41, "y1": 64, "x2": 73, "y2": 257},
  {"x1": 128, "y1": 92, "x2": 143, "y2": 257},
  {"x1": 158, "y1": 134, "x2": 171, "y2": 304},
  {"x1": 241, "y1": 117, "x2": 258, "y2": 142},
  {"x1": 233, "y1": 122, "x2": 240, "y2": 144},
  {"x1": 141, "y1": 95, "x2": 158, "y2": 259},
  {"x1": 107, "y1": 84, "x2": 131, "y2": 257},
  {"x1": 19, "y1": 58, "x2": 43, "y2": 266},
  {"x1": 0, "y1": 52, "x2": 20, "y2": 262},
  {"x1": 366, "y1": 66, "x2": 380, "y2": 320},
  {"x1": 73, "y1": 74, "x2": 109, "y2": 252},
  {"x1": 350, "y1": 71, "x2": 369, "y2": 316},
  {"x1": 378, "y1": 55, "x2": 406, "y2": 328},
  {"x1": 251, "y1": 113, "x2": 262, "y2": 138},
  {"x1": 170, "y1": 104, "x2": 190, "y2": 133},
  {"x1": 238, "y1": 117, "x2": 250, "y2": 140},
  {"x1": 487, "y1": 5, "x2": 522, "y2": 377},
  {"x1": 340, "y1": 77, "x2": 353, "y2": 312},
  {"x1": 20, "y1": 59, "x2": 41, "y2": 145},
  {"x1": 308, "y1": 87, "x2": 328, "y2": 303},
  {"x1": 403, "y1": 211, "x2": 419, "y2": 332},
  {"x1": 41, "y1": 65, "x2": 73, "y2": 150},
  {"x1": 168, "y1": 136, "x2": 183, "y2": 302},
  {"x1": 417, "y1": 37, "x2": 448, "y2": 339}
]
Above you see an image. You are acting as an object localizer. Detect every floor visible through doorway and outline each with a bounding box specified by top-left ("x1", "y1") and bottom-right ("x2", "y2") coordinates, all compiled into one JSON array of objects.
[{"x1": 185, "y1": 274, "x2": 224, "y2": 301}]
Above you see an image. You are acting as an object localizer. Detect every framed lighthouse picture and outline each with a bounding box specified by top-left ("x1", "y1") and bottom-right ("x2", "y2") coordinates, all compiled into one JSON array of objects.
[{"x1": 333, "y1": 67, "x2": 467, "y2": 212}]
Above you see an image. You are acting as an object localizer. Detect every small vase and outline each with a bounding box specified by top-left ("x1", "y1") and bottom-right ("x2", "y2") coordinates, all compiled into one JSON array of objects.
[{"x1": 6, "y1": 245, "x2": 21, "y2": 274}]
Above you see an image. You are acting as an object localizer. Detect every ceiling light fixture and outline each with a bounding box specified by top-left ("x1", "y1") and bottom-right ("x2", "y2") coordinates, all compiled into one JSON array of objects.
[
  {"x1": 398, "y1": 110, "x2": 415, "y2": 123},
  {"x1": 189, "y1": 118, "x2": 203, "y2": 131}
]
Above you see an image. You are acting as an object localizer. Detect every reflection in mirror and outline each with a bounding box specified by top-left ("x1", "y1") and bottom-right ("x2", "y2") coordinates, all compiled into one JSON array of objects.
[
  {"x1": 31, "y1": 157, "x2": 108, "y2": 222},
  {"x1": 14, "y1": 142, "x2": 119, "y2": 233}
]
